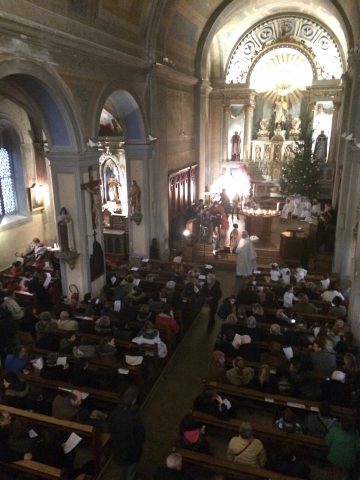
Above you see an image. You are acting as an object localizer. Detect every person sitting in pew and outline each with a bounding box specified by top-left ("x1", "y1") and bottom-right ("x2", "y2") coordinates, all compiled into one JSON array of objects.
[
  {"x1": 0, "y1": 297, "x2": 17, "y2": 361},
  {"x1": 4, "y1": 344, "x2": 32, "y2": 373},
  {"x1": 283, "y1": 285, "x2": 298, "y2": 308},
  {"x1": 96, "y1": 336, "x2": 118, "y2": 362},
  {"x1": 249, "y1": 364, "x2": 278, "y2": 393},
  {"x1": 35, "y1": 311, "x2": 57, "y2": 336},
  {"x1": 209, "y1": 351, "x2": 227, "y2": 382},
  {"x1": 57, "y1": 311, "x2": 79, "y2": 332},
  {"x1": 148, "y1": 292, "x2": 166, "y2": 309},
  {"x1": 328, "y1": 296, "x2": 347, "y2": 318},
  {"x1": 68, "y1": 357, "x2": 100, "y2": 390},
  {"x1": 237, "y1": 335, "x2": 261, "y2": 362},
  {"x1": 52, "y1": 389, "x2": 83, "y2": 421},
  {"x1": 303, "y1": 401, "x2": 338, "y2": 438},
  {"x1": 60, "y1": 331, "x2": 77, "y2": 354},
  {"x1": 321, "y1": 371, "x2": 352, "y2": 407},
  {"x1": 226, "y1": 356, "x2": 254, "y2": 387},
  {"x1": 214, "y1": 330, "x2": 241, "y2": 358},
  {"x1": 321, "y1": 281, "x2": 344, "y2": 303},
  {"x1": 260, "y1": 290, "x2": 280, "y2": 309},
  {"x1": 274, "y1": 407, "x2": 302, "y2": 433},
  {"x1": 9, "y1": 261, "x2": 23, "y2": 277},
  {"x1": 26, "y1": 385, "x2": 52, "y2": 416},
  {"x1": 2, "y1": 372, "x2": 30, "y2": 410},
  {"x1": 295, "y1": 371, "x2": 321, "y2": 401},
  {"x1": 0, "y1": 411, "x2": 32, "y2": 462},
  {"x1": 36, "y1": 322, "x2": 62, "y2": 351},
  {"x1": 227, "y1": 421, "x2": 266, "y2": 468},
  {"x1": 237, "y1": 316, "x2": 264, "y2": 341},
  {"x1": 32, "y1": 429, "x2": 77, "y2": 478},
  {"x1": 236, "y1": 283, "x2": 260, "y2": 305},
  {"x1": 73, "y1": 336, "x2": 98, "y2": 359},
  {"x1": 155, "y1": 304, "x2": 180, "y2": 335},
  {"x1": 341, "y1": 353, "x2": 360, "y2": 390},
  {"x1": 193, "y1": 387, "x2": 236, "y2": 420},
  {"x1": 138, "y1": 273, "x2": 157, "y2": 294},
  {"x1": 252, "y1": 304, "x2": 266, "y2": 323},
  {"x1": 78, "y1": 307, "x2": 95, "y2": 333},
  {"x1": 94, "y1": 316, "x2": 113, "y2": 336},
  {"x1": 132, "y1": 320, "x2": 168, "y2": 358},
  {"x1": 40, "y1": 352, "x2": 70, "y2": 382},
  {"x1": 269, "y1": 441, "x2": 311, "y2": 479},
  {"x1": 178, "y1": 414, "x2": 210, "y2": 453},
  {"x1": 217, "y1": 295, "x2": 237, "y2": 321},
  {"x1": 161, "y1": 281, "x2": 183, "y2": 311},
  {"x1": 52, "y1": 296, "x2": 73, "y2": 320},
  {"x1": 137, "y1": 304, "x2": 153, "y2": 324},
  {"x1": 262, "y1": 323, "x2": 285, "y2": 344},
  {"x1": 8, "y1": 417, "x2": 37, "y2": 458},
  {"x1": 260, "y1": 341, "x2": 287, "y2": 369},
  {"x1": 154, "y1": 452, "x2": 194, "y2": 480},
  {"x1": 293, "y1": 293, "x2": 317, "y2": 315},
  {"x1": 4, "y1": 290, "x2": 24, "y2": 321},
  {"x1": 19, "y1": 306, "x2": 38, "y2": 339},
  {"x1": 6, "y1": 278, "x2": 21, "y2": 292},
  {"x1": 126, "y1": 286, "x2": 147, "y2": 306},
  {"x1": 28, "y1": 275, "x2": 52, "y2": 310}
]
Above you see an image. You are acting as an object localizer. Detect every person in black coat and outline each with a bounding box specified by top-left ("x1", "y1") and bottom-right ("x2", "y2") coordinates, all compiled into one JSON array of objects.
[
  {"x1": 214, "y1": 330, "x2": 240, "y2": 358},
  {"x1": 27, "y1": 276, "x2": 53, "y2": 310},
  {"x1": 321, "y1": 371, "x2": 352, "y2": 407},
  {"x1": 193, "y1": 387, "x2": 236, "y2": 420},
  {"x1": 236, "y1": 284, "x2": 260, "y2": 306},
  {"x1": 237, "y1": 335, "x2": 261, "y2": 362},
  {"x1": 40, "y1": 353, "x2": 70, "y2": 383},
  {"x1": 108, "y1": 387, "x2": 146, "y2": 479},
  {"x1": 36, "y1": 323, "x2": 61, "y2": 352},
  {"x1": 154, "y1": 453, "x2": 194, "y2": 480},
  {"x1": 0, "y1": 297, "x2": 16, "y2": 365},
  {"x1": 19, "y1": 306, "x2": 39, "y2": 339},
  {"x1": 202, "y1": 274, "x2": 222, "y2": 332},
  {"x1": 217, "y1": 295, "x2": 236, "y2": 321},
  {"x1": 68, "y1": 357, "x2": 100, "y2": 390}
]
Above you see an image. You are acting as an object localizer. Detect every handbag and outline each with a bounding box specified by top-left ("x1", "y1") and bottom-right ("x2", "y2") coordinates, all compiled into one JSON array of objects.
[{"x1": 234, "y1": 439, "x2": 254, "y2": 460}]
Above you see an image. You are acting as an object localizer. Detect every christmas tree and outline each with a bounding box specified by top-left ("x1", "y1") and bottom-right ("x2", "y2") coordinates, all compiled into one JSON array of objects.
[{"x1": 279, "y1": 115, "x2": 322, "y2": 198}]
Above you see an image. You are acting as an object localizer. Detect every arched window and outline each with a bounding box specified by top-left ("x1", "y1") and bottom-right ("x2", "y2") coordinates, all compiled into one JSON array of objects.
[{"x1": 0, "y1": 147, "x2": 17, "y2": 215}]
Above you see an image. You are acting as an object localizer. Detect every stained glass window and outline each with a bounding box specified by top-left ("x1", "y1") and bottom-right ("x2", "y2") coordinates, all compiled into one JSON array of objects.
[{"x1": 0, "y1": 148, "x2": 16, "y2": 215}]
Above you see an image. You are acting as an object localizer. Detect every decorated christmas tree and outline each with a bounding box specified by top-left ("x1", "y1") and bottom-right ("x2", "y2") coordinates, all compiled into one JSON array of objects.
[{"x1": 279, "y1": 115, "x2": 322, "y2": 198}]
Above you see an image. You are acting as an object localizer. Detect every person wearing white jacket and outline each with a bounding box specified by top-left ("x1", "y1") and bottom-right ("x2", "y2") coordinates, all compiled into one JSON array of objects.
[{"x1": 132, "y1": 321, "x2": 168, "y2": 358}]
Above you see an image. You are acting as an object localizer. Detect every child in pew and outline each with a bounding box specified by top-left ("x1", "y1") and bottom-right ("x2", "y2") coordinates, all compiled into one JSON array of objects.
[{"x1": 274, "y1": 408, "x2": 302, "y2": 433}]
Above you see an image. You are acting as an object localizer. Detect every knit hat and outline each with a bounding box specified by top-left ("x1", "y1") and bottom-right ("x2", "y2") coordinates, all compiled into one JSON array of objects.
[
  {"x1": 47, "y1": 352, "x2": 59, "y2": 366},
  {"x1": 40, "y1": 312, "x2": 52, "y2": 321}
]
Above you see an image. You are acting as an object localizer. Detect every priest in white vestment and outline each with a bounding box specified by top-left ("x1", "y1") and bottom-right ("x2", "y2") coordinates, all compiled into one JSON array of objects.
[{"x1": 235, "y1": 231, "x2": 257, "y2": 276}]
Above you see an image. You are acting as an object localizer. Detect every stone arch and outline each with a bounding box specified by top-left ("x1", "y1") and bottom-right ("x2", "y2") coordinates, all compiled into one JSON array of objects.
[
  {"x1": 91, "y1": 85, "x2": 147, "y2": 144},
  {"x1": 0, "y1": 59, "x2": 84, "y2": 152},
  {"x1": 194, "y1": 0, "x2": 354, "y2": 80}
]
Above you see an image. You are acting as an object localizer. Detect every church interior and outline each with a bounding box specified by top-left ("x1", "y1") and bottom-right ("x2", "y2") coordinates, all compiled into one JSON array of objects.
[{"x1": 0, "y1": 1, "x2": 360, "y2": 479}]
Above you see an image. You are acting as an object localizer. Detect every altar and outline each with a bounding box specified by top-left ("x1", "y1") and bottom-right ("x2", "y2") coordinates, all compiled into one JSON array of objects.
[{"x1": 244, "y1": 214, "x2": 274, "y2": 237}]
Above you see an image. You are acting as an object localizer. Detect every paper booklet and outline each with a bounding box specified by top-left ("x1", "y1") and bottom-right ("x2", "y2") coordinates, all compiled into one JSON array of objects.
[{"x1": 63, "y1": 432, "x2": 82, "y2": 454}]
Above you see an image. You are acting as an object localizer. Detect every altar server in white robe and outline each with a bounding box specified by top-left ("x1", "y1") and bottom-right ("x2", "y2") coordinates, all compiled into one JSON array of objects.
[
  {"x1": 236, "y1": 231, "x2": 257, "y2": 277},
  {"x1": 280, "y1": 199, "x2": 293, "y2": 222}
]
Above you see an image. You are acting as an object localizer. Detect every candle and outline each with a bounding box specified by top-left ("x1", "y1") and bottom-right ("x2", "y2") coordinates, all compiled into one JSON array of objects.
[{"x1": 276, "y1": 202, "x2": 280, "y2": 211}]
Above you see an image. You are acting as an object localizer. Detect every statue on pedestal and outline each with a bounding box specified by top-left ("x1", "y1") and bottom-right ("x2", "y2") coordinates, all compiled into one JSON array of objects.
[
  {"x1": 314, "y1": 131, "x2": 328, "y2": 161},
  {"x1": 230, "y1": 131, "x2": 241, "y2": 161},
  {"x1": 290, "y1": 117, "x2": 301, "y2": 137},
  {"x1": 274, "y1": 96, "x2": 288, "y2": 128},
  {"x1": 258, "y1": 118, "x2": 270, "y2": 137}
]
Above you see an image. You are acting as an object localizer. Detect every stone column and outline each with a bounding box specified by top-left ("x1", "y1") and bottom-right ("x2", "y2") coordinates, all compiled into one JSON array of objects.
[
  {"x1": 195, "y1": 79, "x2": 212, "y2": 195},
  {"x1": 327, "y1": 101, "x2": 341, "y2": 164},
  {"x1": 244, "y1": 105, "x2": 255, "y2": 162},
  {"x1": 122, "y1": 144, "x2": 153, "y2": 264},
  {"x1": 222, "y1": 105, "x2": 230, "y2": 162},
  {"x1": 47, "y1": 151, "x2": 105, "y2": 299}
]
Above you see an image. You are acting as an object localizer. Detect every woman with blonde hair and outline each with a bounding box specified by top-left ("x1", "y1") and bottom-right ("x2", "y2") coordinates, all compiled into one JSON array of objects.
[
  {"x1": 226, "y1": 357, "x2": 254, "y2": 387},
  {"x1": 210, "y1": 351, "x2": 227, "y2": 382}
]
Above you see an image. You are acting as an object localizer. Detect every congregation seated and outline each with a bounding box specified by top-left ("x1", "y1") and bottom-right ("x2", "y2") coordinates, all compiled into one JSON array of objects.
[
  {"x1": 148, "y1": 292, "x2": 166, "y2": 309},
  {"x1": 321, "y1": 281, "x2": 344, "y2": 302},
  {"x1": 262, "y1": 323, "x2": 285, "y2": 344},
  {"x1": 28, "y1": 275, "x2": 52, "y2": 310},
  {"x1": 297, "y1": 281, "x2": 320, "y2": 300},
  {"x1": 252, "y1": 303, "x2": 266, "y2": 323},
  {"x1": 341, "y1": 353, "x2": 360, "y2": 390},
  {"x1": 237, "y1": 335, "x2": 261, "y2": 362},
  {"x1": 236, "y1": 283, "x2": 260, "y2": 305},
  {"x1": 126, "y1": 285, "x2": 147, "y2": 305},
  {"x1": 138, "y1": 273, "x2": 157, "y2": 294},
  {"x1": 178, "y1": 414, "x2": 209, "y2": 454},
  {"x1": 59, "y1": 331, "x2": 77, "y2": 353},
  {"x1": 260, "y1": 341, "x2": 287, "y2": 369},
  {"x1": 68, "y1": 357, "x2": 100, "y2": 389},
  {"x1": 210, "y1": 351, "x2": 227, "y2": 382},
  {"x1": 96, "y1": 336, "x2": 118, "y2": 362},
  {"x1": 4, "y1": 344, "x2": 31, "y2": 373},
  {"x1": 137, "y1": 304, "x2": 153, "y2": 323},
  {"x1": 73, "y1": 336, "x2": 98, "y2": 359},
  {"x1": 161, "y1": 281, "x2": 183, "y2": 311},
  {"x1": 0, "y1": 297, "x2": 16, "y2": 354},
  {"x1": 52, "y1": 296, "x2": 73, "y2": 319},
  {"x1": 19, "y1": 306, "x2": 38, "y2": 339},
  {"x1": 321, "y1": 371, "x2": 352, "y2": 407},
  {"x1": 2, "y1": 372, "x2": 30, "y2": 410},
  {"x1": 214, "y1": 331, "x2": 240, "y2": 359},
  {"x1": 35, "y1": 311, "x2": 57, "y2": 335},
  {"x1": 268, "y1": 441, "x2": 311, "y2": 479},
  {"x1": 260, "y1": 291, "x2": 280, "y2": 308},
  {"x1": 217, "y1": 295, "x2": 237, "y2": 320},
  {"x1": 94, "y1": 315, "x2": 113, "y2": 336},
  {"x1": 237, "y1": 316, "x2": 264, "y2": 341},
  {"x1": 328, "y1": 295, "x2": 347, "y2": 318}
]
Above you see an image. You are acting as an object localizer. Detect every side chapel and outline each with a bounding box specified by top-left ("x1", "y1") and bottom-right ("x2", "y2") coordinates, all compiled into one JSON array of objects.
[{"x1": 0, "y1": 0, "x2": 359, "y2": 340}]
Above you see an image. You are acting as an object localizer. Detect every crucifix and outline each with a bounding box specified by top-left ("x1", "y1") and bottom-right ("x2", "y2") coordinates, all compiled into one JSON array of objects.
[{"x1": 81, "y1": 166, "x2": 101, "y2": 231}]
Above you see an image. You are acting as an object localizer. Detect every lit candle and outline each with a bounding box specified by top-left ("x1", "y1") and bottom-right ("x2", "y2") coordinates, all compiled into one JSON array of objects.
[{"x1": 276, "y1": 202, "x2": 280, "y2": 211}]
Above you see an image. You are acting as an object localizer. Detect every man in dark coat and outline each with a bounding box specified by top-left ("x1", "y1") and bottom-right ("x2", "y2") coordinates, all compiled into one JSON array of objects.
[
  {"x1": 108, "y1": 387, "x2": 146, "y2": 480},
  {"x1": 154, "y1": 453, "x2": 194, "y2": 479},
  {"x1": 202, "y1": 273, "x2": 222, "y2": 333}
]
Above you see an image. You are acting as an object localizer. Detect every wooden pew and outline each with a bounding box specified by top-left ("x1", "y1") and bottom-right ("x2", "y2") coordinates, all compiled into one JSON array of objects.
[
  {"x1": 0, "y1": 404, "x2": 110, "y2": 478},
  {"x1": 178, "y1": 449, "x2": 305, "y2": 480},
  {"x1": 203, "y1": 379, "x2": 354, "y2": 421},
  {"x1": 0, "y1": 369, "x2": 122, "y2": 408},
  {"x1": 191, "y1": 410, "x2": 327, "y2": 454}
]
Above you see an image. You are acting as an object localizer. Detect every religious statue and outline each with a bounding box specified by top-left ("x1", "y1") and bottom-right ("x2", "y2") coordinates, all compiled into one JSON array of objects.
[
  {"x1": 255, "y1": 145, "x2": 261, "y2": 161},
  {"x1": 83, "y1": 183, "x2": 101, "y2": 228},
  {"x1": 129, "y1": 180, "x2": 141, "y2": 215},
  {"x1": 284, "y1": 144, "x2": 291, "y2": 162},
  {"x1": 314, "y1": 130, "x2": 328, "y2": 161},
  {"x1": 265, "y1": 144, "x2": 271, "y2": 161},
  {"x1": 57, "y1": 207, "x2": 75, "y2": 252},
  {"x1": 230, "y1": 131, "x2": 241, "y2": 161},
  {"x1": 108, "y1": 173, "x2": 121, "y2": 203},
  {"x1": 274, "y1": 96, "x2": 288, "y2": 127},
  {"x1": 258, "y1": 118, "x2": 269, "y2": 137},
  {"x1": 289, "y1": 117, "x2": 301, "y2": 138}
]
